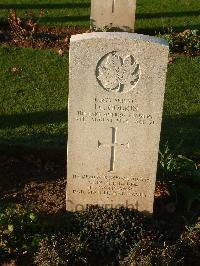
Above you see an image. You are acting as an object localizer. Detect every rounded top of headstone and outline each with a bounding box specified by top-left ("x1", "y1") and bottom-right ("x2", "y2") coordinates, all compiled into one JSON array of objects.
[{"x1": 70, "y1": 32, "x2": 169, "y2": 47}]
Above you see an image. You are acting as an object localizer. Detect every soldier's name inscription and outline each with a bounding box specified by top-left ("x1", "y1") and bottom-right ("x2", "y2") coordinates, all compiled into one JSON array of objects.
[{"x1": 75, "y1": 97, "x2": 156, "y2": 125}]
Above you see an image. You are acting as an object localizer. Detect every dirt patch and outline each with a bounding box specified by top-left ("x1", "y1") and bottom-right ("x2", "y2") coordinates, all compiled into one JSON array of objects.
[
  {"x1": 0, "y1": 149, "x2": 66, "y2": 215},
  {"x1": 0, "y1": 23, "x2": 89, "y2": 53},
  {"x1": 2, "y1": 148, "x2": 200, "y2": 245},
  {"x1": 0, "y1": 149, "x2": 189, "y2": 226},
  {"x1": 1, "y1": 149, "x2": 198, "y2": 266}
]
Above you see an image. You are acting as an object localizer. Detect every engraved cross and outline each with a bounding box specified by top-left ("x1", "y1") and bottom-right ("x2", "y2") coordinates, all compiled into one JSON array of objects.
[
  {"x1": 112, "y1": 0, "x2": 116, "y2": 13},
  {"x1": 98, "y1": 127, "x2": 129, "y2": 172}
]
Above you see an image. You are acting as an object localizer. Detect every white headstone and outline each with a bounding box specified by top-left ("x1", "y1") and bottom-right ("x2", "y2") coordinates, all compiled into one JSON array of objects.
[
  {"x1": 91, "y1": 0, "x2": 136, "y2": 32},
  {"x1": 67, "y1": 32, "x2": 169, "y2": 213}
]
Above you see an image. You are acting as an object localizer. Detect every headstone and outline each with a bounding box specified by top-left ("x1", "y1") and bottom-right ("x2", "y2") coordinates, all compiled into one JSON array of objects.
[
  {"x1": 90, "y1": 0, "x2": 136, "y2": 32},
  {"x1": 67, "y1": 32, "x2": 169, "y2": 213}
]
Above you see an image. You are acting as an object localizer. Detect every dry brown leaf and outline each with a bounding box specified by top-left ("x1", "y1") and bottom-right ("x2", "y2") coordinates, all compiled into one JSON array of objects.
[{"x1": 58, "y1": 48, "x2": 64, "y2": 56}]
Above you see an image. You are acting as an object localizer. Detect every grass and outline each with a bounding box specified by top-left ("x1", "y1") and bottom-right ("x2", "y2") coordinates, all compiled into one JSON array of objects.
[
  {"x1": 0, "y1": 47, "x2": 199, "y2": 155},
  {"x1": 135, "y1": 0, "x2": 200, "y2": 33},
  {"x1": 0, "y1": 47, "x2": 68, "y2": 150},
  {"x1": 0, "y1": 0, "x2": 90, "y2": 27},
  {"x1": 161, "y1": 55, "x2": 200, "y2": 156},
  {"x1": 0, "y1": 0, "x2": 199, "y2": 33}
]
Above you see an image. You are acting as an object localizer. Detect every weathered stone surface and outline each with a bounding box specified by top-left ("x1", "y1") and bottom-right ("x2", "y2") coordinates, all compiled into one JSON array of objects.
[
  {"x1": 67, "y1": 32, "x2": 169, "y2": 213},
  {"x1": 91, "y1": 0, "x2": 136, "y2": 32}
]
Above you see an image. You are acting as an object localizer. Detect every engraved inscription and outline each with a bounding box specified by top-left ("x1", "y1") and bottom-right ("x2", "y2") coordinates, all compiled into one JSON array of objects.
[
  {"x1": 75, "y1": 97, "x2": 155, "y2": 125},
  {"x1": 98, "y1": 127, "x2": 129, "y2": 172},
  {"x1": 72, "y1": 173, "x2": 151, "y2": 197},
  {"x1": 96, "y1": 52, "x2": 140, "y2": 93}
]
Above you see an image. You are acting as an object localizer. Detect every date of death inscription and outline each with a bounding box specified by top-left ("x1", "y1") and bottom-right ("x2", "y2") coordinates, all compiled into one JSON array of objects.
[
  {"x1": 75, "y1": 97, "x2": 156, "y2": 125},
  {"x1": 72, "y1": 173, "x2": 151, "y2": 197}
]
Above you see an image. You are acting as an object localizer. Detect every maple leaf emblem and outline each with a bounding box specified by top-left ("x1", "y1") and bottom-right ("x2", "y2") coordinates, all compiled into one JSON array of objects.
[{"x1": 96, "y1": 52, "x2": 140, "y2": 93}]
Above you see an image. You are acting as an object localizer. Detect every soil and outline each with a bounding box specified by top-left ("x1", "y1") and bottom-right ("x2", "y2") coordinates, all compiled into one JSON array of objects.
[
  {"x1": 0, "y1": 149, "x2": 67, "y2": 215},
  {"x1": 0, "y1": 23, "x2": 89, "y2": 53},
  {"x1": 0, "y1": 149, "x2": 190, "y2": 227},
  {"x1": 0, "y1": 21, "x2": 199, "y2": 57},
  {"x1": 0, "y1": 149, "x2": 199, "y2": 266}
]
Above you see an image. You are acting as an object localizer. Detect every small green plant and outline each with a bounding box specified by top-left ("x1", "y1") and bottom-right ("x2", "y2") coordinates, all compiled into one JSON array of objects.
[
  {"x1": 182, "y1": 222, "x2": 200, "y2": 257},
  {"x1": 34, "y1": 233, "x2": 89, "y2": 266},
  {"x1": 78, "y1": 206, "x2": 157, "y2": 261},
  {"x1": 159, "y1": 145, "x2": 200, "y2": 211},
  {"x1": 0, "y1": 204, "x2": 42, "y2": 260},
  {"x1": 119, "y1": 240, "x2": 183, "y2": 266},
  {"x1": 159, "y1": 143, "x2": 178, "y2": 176},
  {"x1": 90, "y1": 21, "x2": 113, "y2": 32},
  {"x1": 159, "y1": 28, "x2": 200, "y2": 56},
  {"x1": 120, "y1": 222, "x2": 200, "y2": 266}
]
